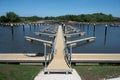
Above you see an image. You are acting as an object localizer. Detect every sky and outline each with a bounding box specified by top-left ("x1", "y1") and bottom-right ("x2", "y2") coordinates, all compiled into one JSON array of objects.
[{"x1": 0, "y1": 0, "x2": 120, "y2": 17}]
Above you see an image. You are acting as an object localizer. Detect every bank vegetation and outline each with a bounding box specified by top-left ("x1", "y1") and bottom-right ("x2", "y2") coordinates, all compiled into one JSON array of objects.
[{"x1": 0, "y1": 12, "x2": 120, "y2": 23}]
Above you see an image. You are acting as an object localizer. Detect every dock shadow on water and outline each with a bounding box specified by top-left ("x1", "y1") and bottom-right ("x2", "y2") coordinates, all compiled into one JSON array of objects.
[{"x1": 0, "y1": 24, "x2": 120, "y2": 54}]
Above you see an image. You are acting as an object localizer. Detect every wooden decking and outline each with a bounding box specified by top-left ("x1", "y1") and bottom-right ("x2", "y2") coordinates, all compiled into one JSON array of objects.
[
  {"x1": 67, "y1": 37, "x2": 96, "y2": 44},
  {"x1": 0, "y1": 53, "x2": 45, "y2": 63},
  {"x1": 65, "y1": 32, "x2": 85, "y2": 36},
  {"x1": 0, "y1": 53, "x2": 120, "y2": 63},
  {"x1": 25, "y1": 36, "x2": 52, "y2": 44},
  {"x1": 72, "y1": 54, "x2": 120, "y2": 63},
  {"x1": 45, "y1": 26, "x2": 72, "y2": 73},
  {"x1": 35, "y1": 32, "x2": 55, "y2": 36},
  {"x1": 72, "y1": 54, "x2": 120, "y2": 59}
]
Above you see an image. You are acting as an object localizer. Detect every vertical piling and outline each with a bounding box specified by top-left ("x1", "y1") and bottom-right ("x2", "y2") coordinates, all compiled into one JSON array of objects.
[
  {"x1": 104, "y1": 25, "x2": 108, "y2": 46},
  {"x1": 93, "y1": 24, "x2": 96, "y2": 36},
  {"x1": 23, "y1": 25, "x2": 25, "y2": 32}
]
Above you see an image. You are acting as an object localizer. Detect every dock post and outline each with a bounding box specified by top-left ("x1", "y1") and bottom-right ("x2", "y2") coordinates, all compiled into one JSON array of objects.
[
  {"x1": 104, "y1": 25, "x2": 108, "y2": 46},
  {"x1": 93, "y1": 24, "x2": 96, "y2": 36},
  {"x1": 29, "y1": 25, "x2": 31, "y2": 31},
  {"x1": 11, "y1": 26, "x2": 14, "y2": 36},
  {"x1": 44, "y1": 43, "x2": 47, "y2": 68},
  {"x1": 23, "y1": 25, "x2": 25, "y2": 32}
]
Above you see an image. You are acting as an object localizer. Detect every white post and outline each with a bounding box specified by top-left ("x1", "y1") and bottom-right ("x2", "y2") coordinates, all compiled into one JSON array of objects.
[{"x1": 44, "y1": 43, "x2": 47, "y2": 68}]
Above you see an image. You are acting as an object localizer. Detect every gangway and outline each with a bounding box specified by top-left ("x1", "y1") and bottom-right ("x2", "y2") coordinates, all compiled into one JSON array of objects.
[
  {"x1": 25, "y1": 25, "x2": 96, "y2": 74},
  {"x1": 44, "y1": 26, "x2": 72, "y2": 74}
]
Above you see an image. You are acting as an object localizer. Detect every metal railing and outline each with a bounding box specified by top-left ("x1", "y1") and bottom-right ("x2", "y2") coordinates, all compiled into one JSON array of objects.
[
  {"x1": 64, "y1": 46, "x2": 72, "y2": 68},
  {"x1": 44, "y1": 43, "x2": 54, "y2": 68}
]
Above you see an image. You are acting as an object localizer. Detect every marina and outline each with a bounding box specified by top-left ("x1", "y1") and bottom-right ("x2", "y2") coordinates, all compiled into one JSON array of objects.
[
  {"x1": 1, "y1": 0, "x2": 120, "y2": 80},
  {"x1": 0, "y1": 23, "x2": 120, "y2": 53},
  {"x1": 0, "y1": 23, "x2": 120, "y2": 80},
  {"x1": 0, "y1": 24, "x2": 120, "y2": 65}
]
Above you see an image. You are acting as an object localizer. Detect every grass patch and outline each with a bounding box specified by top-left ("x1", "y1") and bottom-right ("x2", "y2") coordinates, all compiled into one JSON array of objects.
[
  {"x1": 0, "y1": 64, "x2": 120, "y2": 80},
  {"x1": 0, "y1": 64, "x2": 43, "y2": 80},
  {"x1": 73, "y1": 65, "x2": 120, "y2": 80}
]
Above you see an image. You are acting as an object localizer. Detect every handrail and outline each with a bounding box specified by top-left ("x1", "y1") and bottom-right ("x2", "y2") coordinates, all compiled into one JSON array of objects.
[
  {"x1": 64, "y1": 47, "x2": 71, "y2": 68},
  {"x1": 62, "y1": 25, "x2": 72, "y2": 68},
  {"x1": 52, "y1": 26, "x2": 58, "y2": 54}
]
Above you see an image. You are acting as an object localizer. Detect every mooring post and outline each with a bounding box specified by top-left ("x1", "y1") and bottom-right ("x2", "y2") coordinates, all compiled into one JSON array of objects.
[
  {"x1": 29, "y1": 25, "x2": 31, "y2": 31},
  {"x1": 23, "y1": 25, "x2": 25, "y2": 32},
  {"x1": 44, "y1": 43, "x2": 47, "y2": 68},
  {"x1": 104, "y1": 25, "x2": 108, "y2": 46},
  {"x1": 93, "y1": 23, "x2": 96, "y2": 36}
]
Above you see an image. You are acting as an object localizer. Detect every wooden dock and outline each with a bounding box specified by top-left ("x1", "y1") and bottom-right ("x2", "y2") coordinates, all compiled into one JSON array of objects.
[
  {"x1": 67, "y1": 37, "x2": 96, "y2": 44},
  {"x1": 25, "y1": 36, "x2": 52, "y2": 44},
  {"x1": 1, "y1": 25, "x2": 120, "y2": 65},
  {"x1": 0, "y1": 53, "x2": 120, "y2": 64},
  {"x1": 64, "y1": 32, "x2": 85, "y2": 38},
  {"x1": 72, "y1": 54, "x2": 120, "y2": 64},
  {"x1": 0, "y1": 53, "x2": 45, "y2": 63},
  {"x1": 44, "y1": 26, "x2": 72, "y2": 73},
  {"x1": 1, "y1": 24, "x2": 120, "y2": 76},
  {"x1": 35, "y1": 32, "x2": 56, "y2": 37}
]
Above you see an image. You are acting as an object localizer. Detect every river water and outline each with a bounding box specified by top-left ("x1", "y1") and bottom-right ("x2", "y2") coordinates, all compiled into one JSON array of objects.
[{"x1": 0, "y1": 24, "x2": 120, "y2": 54}]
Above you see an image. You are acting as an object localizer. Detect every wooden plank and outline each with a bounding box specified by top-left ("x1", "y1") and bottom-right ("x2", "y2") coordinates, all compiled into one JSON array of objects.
[
  {"x1": 65, "y1": 32, "x2": 85, "y2": 37},
  {"x1": 35, "y1": 32, "x2": 56, "y2": 37},
  {"x1": 67, "y1": 37, "x2": 96, "y2": 44},
  {"x1": 25, "y1": 36, "x2": 52, "y2": 44},
  {"x1": 0, "y1": 53, "x2": 46, "y2": 63},
  {"x1": 72, "y1": 54, "x2": 120, "y2": 60},
  {"x1": 0, "y1": 54, "x2": 44, "y2": 59}
]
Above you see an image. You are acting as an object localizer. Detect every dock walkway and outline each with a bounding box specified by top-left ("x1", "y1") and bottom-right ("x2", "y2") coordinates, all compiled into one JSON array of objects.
[
  {"x1": 0, "y1": 53, "x2": 120, "y2": 63},
  {"x1": 44, "y1": 26, "x2": 72, "y2": 73}
]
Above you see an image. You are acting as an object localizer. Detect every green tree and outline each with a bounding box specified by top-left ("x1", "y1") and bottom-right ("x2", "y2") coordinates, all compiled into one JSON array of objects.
[
  {"x1": 6, "y1": 12, "x2": 21, "y2": 22},
  {"x1": 28, "y1": 16, "x2": 42, "y2": 21},
  {"x1": 0, "y1": 16, "x2": 7, "y2": 22}
]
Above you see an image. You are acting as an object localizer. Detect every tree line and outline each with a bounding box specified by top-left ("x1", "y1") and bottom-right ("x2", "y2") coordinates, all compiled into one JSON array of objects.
[
  {"x1": 0, "y1": 12, "x2": 120, "y2": 23},
  {"x1": 0, "y1": 12, "x2": 21, "y2": 22}
]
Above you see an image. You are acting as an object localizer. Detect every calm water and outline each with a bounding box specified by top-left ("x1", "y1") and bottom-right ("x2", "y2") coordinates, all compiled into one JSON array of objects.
[
  {"x1": 0, "y1": 24, "x2": 120, "y2": 54},
  {"x1": 0, "y1": 25, "x2": 53, "y2": 53}
]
